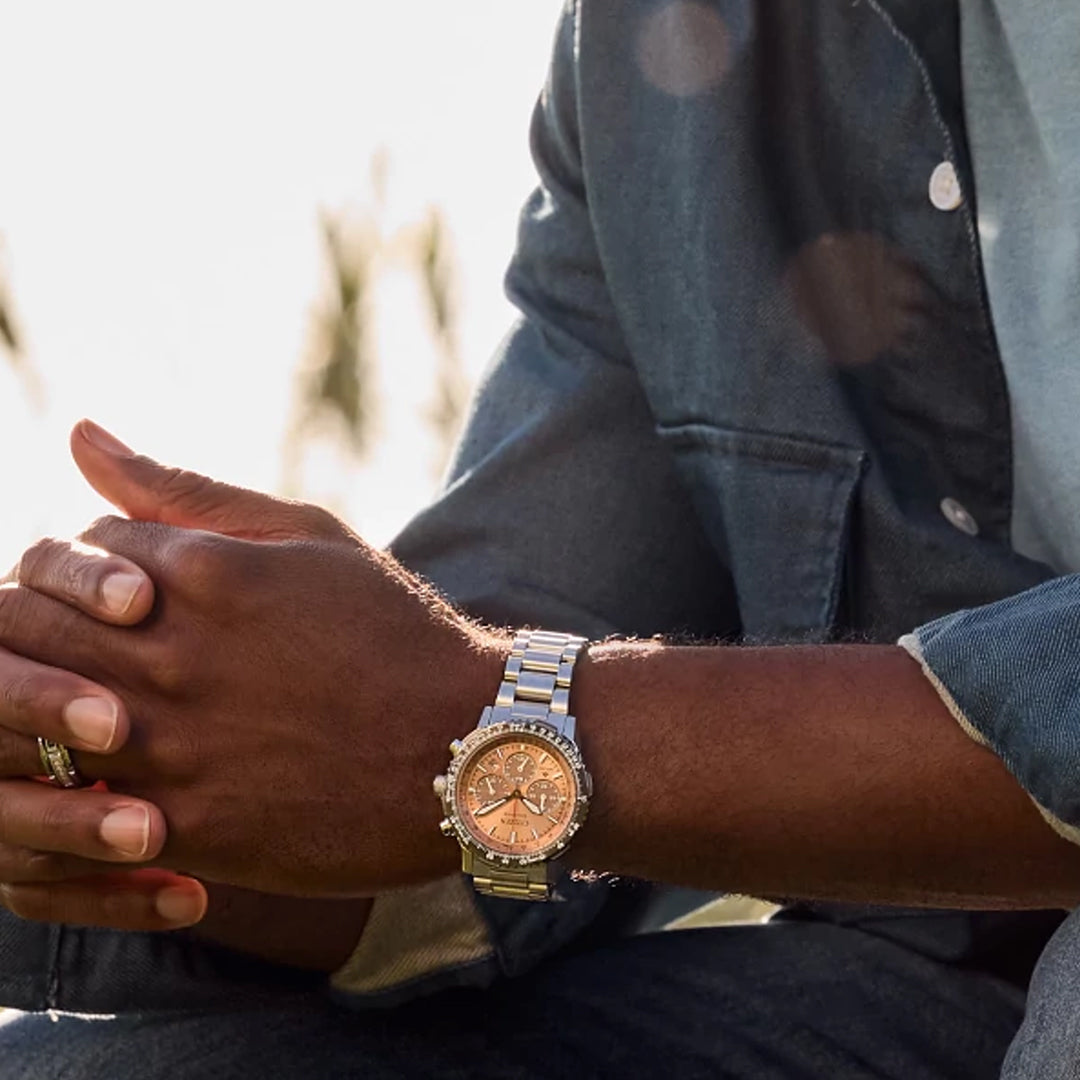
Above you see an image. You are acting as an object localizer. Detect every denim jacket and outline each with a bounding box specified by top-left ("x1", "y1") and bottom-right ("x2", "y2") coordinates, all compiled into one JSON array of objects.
[{"x1": 328, "y1": 0, "x2": 1077, "y2": 1007}]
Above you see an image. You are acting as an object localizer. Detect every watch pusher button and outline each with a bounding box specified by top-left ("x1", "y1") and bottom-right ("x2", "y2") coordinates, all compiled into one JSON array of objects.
[
  {"x1": 433, "y1": 775, "x2": 447, "y2": 798},
  {"x1": 439, "y1": 818, "x2": 455, "y2": 836},
  {"x1": 449, "y1": 739, "x2": 465, "y2": 757}
]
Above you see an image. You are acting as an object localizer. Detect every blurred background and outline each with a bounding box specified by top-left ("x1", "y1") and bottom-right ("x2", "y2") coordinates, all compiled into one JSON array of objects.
[{"x1": 0, "y1": 0, "x2": 563, "y2": 564}]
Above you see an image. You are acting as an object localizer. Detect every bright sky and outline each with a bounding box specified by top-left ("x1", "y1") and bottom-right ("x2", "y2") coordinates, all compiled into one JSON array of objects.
[{"x1": 0, "y1": 1, "x2": 563, "y2": 564}]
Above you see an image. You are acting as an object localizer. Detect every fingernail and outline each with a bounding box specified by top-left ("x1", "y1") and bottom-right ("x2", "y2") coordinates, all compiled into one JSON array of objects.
[
  {"x1": 155, "y1": 887, "x2": 204, "y2": 925},
  {"x1": 80, "y1": 421, "x2": 134, "y2": 457},
  {"x1": 63, "y1": 696, "x2": 119, "y2": 751},
  {"x1": 101, "y1": 572, "x2": 143, "y2": 616},
  {"x1": 99, "y1": 805, "x2": 150, "y2": 857}
]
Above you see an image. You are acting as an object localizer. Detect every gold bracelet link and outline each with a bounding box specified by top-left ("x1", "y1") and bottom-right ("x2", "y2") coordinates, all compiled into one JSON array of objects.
[
  {"x1": 471, "y1": 873, "x2": 552, "y2": 900},
  {"x1": 464, "y1": 849, "x2": 554, "y2": 900}
]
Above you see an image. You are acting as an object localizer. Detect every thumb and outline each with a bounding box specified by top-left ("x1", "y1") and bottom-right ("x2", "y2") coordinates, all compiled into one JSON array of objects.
[{"x1": 71, "y1": 420, "x2": 344, "y2": 542}]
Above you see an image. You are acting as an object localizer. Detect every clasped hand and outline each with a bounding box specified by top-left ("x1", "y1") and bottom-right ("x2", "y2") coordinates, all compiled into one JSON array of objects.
[{"x1": 0, "y1": 421, "x2": 501, "y2": 931}]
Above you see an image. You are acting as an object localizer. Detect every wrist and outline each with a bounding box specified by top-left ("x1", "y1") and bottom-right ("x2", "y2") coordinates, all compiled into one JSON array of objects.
[
  {"x1": 449, "y1": 624, "x2": 515, "y2": 733},
  {"x1": 563, "y1": 637, "x2": 649, "y2": 878}
]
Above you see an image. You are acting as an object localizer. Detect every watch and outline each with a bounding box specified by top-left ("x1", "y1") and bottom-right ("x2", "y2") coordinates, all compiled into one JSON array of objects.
[{"x1": 433, "y1": 629, "x2": 592, "y2": 900}]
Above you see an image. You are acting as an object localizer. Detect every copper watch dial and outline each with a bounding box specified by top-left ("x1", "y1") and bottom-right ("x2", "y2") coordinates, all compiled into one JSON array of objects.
[{"x1": 456, "y1": 733, "x2": 577, "y2": 857}]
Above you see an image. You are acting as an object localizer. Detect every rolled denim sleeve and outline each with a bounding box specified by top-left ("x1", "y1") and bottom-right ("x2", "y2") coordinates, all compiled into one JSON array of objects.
[
  {"x1": 898, "y1": 574, "x2": 1080, "y2": 846},
  {"x1": 331, "y1": 0, "x2": 735, "y2": 1008}
]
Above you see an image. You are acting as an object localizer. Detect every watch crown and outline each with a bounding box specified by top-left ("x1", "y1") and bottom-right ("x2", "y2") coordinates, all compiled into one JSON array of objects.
[
  {"x1": 438, "y1": 818, "x2": 455, "y2": 836},
  {"x1": 448, "y1": 739, "x2": 465, "y2": 757},
  {"x1": 432, "y1": 775, "x2": 447, "y2": 798}
]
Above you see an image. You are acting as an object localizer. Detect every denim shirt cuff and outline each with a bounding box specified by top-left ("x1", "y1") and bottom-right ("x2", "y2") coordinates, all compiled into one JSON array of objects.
[{"x1": 897, "y1": 574, "x2": 1080, "y2": 849}]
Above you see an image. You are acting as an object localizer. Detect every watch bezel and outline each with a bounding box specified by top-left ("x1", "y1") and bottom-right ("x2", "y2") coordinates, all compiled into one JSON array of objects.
[{"x1": 441, "y1": 720, "x2": 591, "y2": 868}]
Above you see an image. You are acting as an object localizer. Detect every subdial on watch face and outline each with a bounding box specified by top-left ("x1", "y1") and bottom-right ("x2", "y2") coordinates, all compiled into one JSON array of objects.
[
  {"x1": 471, "y1": 772, "x2": 512, "y2": 812},
  {"x1": 525, "y1": 779, "x2": 564, "y2": 819},
  {"x1": 503, "y1": 750, "x2": 537, "y2": 786}
]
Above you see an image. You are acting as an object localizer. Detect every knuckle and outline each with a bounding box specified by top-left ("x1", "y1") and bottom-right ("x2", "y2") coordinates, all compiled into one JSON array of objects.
[
  {"x1": 0, "y1": 730, "x2": 29, "y2": 774},
  {"x1": 0, "y1": 786, "x2": 17, "y2": 836},
  {"x1": 166, "y1": 532, "x2": 233, "y2": 597},
  {"x1": 15, "y1": 536, "x2": 105, "y2": 609},
  {"x1": 56, "y1": 556, "x2": 90, "y2": 608},
  {"x1": 0, "y1": 670, "x2": 44, "y2": 717},
  {"x1": 15, "y1": 536, "x2": 64, "y2": 584},
  {"x1": 0, "y1": 883, "x2": 52, "y2": 922},
  {"x1": 167, "y1": 797, "x2": 210, "y2": 845},
  {"x1": 77, "y1": 515, "x2": 128, "y2": 549},
  {"x1": 34, "y1": 795, "x2": 74, "y2": 838},
  {"x1": 0, "y1": 585, "x2": 33, "y2": 636},
  {"x1": 141, "y1": 637, "x2": 194, "y2": 696},
  {"x1": 218, "y1": 551, "x2": 271, "y2": 616},
  {"x1": 0, "y1": 882, "x2": 25, "y2": 917},
  {"x1": 0, "y1": 848, "x2": 62, "y2": 884},
  {"x1": 47, "y1": 543, "x2": 107, "y2": 610},
  {"x1": 158, "y1": 466, "x2": 215, "y2": 514},
  {"x1": 19, "y1": 849, "x2": 64, "y2": 882},
  {"x1": 34, "y1": 796, "x2": 96, "y2": 853},
  {"x1": 300, "y1": 503, "x2": 348, "y2": 541}
]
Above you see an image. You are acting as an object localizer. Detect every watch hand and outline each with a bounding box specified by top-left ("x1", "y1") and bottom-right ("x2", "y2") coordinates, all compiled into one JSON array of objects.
[
  {"x1": 476, "y1": 797, "x2": 508, "y2": 817},
  {"x1": 522, "y1": 798, "x2": 541, "y2": 815}
]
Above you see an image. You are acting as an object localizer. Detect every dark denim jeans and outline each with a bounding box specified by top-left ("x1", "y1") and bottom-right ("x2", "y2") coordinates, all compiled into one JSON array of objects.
[
  {"x1": 1003, "y1": 906, "x2": 1080, "y2": 1078},
  {"x1": 0, "y1": 905, "x2": 1031, "y2": 1079}
]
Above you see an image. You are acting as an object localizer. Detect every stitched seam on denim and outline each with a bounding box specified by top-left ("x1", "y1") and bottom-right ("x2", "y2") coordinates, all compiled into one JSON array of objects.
[
  {"x1": 862, "y1": 1, "x2": 982, "y2": 315},
  {"x1": 44, "y1": 923, "x2": 63, "y2": 1010},
  {"x1": 818, "y1": 452, "x2": 866, "y2": 630},
  {"x1": 863, "y1": 0, "x2": 1013, "y2": 535},
  {"x1": 895, "y1": 632, "x2": 989, "y2": 748},
  {"x1": 656, "y1": 422, "x2": 862, "y2": 469},
  {"x1": 806, "y1": 465, "x2": 844, "y2": 631}
]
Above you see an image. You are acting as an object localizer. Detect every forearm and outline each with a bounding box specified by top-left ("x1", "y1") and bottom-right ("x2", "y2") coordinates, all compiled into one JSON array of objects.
[{"x1": 565, "y1": 640, "x2": 1080, "y2": 908}]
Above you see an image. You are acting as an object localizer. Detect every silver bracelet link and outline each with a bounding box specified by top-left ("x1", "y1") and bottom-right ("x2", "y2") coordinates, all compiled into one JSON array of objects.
[
  {"x1": 483, "y1": 629, "x2": 586, "y2": 740},
  {"x1": 471, "y1": 629, "x2": 587, "y2": 899}
]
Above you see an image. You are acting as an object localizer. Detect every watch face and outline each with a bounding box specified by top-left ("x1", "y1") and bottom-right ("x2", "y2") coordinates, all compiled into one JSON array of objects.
[{"x1": 453, "y1": 729, "x2": 581, "y2": 860}]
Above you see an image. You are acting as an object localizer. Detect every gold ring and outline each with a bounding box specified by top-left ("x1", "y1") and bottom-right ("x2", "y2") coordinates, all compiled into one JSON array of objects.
[{"x1": 37, "y1": 738, "x2": 89, "y2": 789}]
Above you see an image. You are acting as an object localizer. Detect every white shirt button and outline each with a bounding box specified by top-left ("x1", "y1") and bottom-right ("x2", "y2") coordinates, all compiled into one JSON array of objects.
[
  {"x1": 929, "y1": 161, "x2": 963, "y2": 211},
  {"x1": 940, "y1": 496, "x2": 979, "y2": 536}
]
